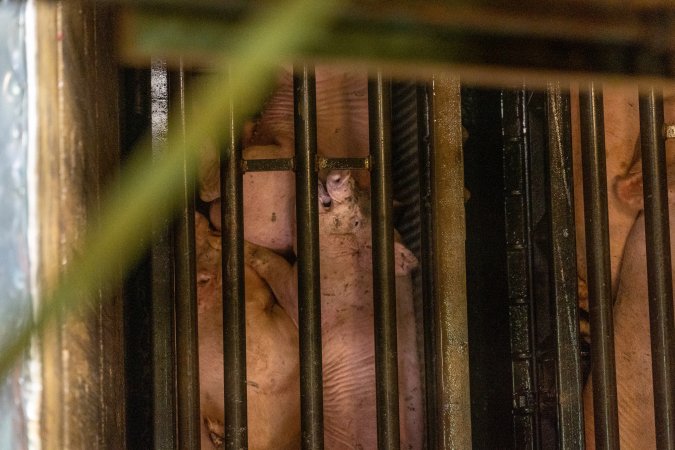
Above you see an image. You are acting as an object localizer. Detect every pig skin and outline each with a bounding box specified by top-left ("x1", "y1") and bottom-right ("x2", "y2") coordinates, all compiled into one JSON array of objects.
[
  {"x1": 583, "y1": 212, "x2": 675, "y2": 449},
  {"x1": 583, "y1": 141, "x2": 675, "y2": 449},
  {"x1": 199, "y1": 66, "x2": 371, "y2": 253},
  {"x1": 244, "y1": 171, "x2": 424, "y2": 449},
  {"x1": 572, "y1": 86, "x2": 643, "y2": 303},
  {"x1": 205, "y1": 144, "x2": 296, "y2": 255},
  {"x1": 196, "y1": 214, "x2": 301, "y2": 450}
]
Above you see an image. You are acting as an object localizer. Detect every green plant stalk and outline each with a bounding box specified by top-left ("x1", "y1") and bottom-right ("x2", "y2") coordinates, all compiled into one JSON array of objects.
[{"x1": 0, "y1": 0, "x2": 340, "y2": 380}]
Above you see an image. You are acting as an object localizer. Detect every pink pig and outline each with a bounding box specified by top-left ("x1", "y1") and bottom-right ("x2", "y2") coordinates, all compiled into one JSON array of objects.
[
  {"x1": 196, "y1": 213, "x2": 301, "y2": 449},
  {"x1": 244, "y1": 171, "x2": 423, "y2": 449}
]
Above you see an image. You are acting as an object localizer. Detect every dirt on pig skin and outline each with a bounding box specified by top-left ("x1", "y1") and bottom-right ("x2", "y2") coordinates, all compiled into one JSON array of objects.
[
  {"x1": 244, "y1": 171, "x2": 424, "y2": 449},
  {"x1": 195, "y1": 213, "x2": 300, "y2": 450}
]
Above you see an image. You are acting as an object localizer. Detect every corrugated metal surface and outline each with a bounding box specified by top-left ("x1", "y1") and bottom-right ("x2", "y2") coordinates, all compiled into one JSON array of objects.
[{"x1": 0, "y1": 3, "x2": 31, "y2": 448}]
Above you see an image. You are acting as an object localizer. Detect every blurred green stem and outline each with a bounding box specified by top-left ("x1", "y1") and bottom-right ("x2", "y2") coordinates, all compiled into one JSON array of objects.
[{"x1": 0, "y1": 0, "x2": 339, "y2": 379}]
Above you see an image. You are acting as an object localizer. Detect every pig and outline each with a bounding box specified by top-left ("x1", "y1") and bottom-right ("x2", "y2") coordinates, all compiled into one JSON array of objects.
[
  {"x1": 574, "y1": 89, "x2": 675, "y2": 337},
  {"x1": 244, "y1": 170, "x2": 423, "y2": 449},
  {"x1": 200, "y1": 144, "x2": 296, "y2": 255},
  {"x1": 199, "y1": 66, "x2": 371, "y2": 251},
  {"x1": 572, "y1": 86, "x2": 644, "y2": 327},
  {"x1": 583, "y1": 139, "x2": 675, "y2": 449},
  {"x1": 196, "y1": 213, "x2": 301, "y2": 450}
]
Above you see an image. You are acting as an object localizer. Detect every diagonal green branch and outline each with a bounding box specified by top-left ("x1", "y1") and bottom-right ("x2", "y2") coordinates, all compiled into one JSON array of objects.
[{"x1": 0, "y1": 0, "x2": 340, "y2": 379}]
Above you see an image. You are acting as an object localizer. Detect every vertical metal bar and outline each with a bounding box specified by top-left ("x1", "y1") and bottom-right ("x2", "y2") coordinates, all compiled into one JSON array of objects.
[
  {"x1": 416, "y1": 83, "x2": 438, "y2": 450},
  {"x1": 579, "y1": 82, "x2": 620, "y2": 449},
  {"x1": 150, "y1": 59, "x2": 177, "y2": 450},
  {"x1": 501, "y1": 88, "x2": 539, "y2": 450},
  {"x1": 221, "y1": 68, "x2": 247, "y2": 450},
  {"x1": 172, "y1": 65, "x2": 201, "y2": 450},
  {"x1": 293, "y1": 64, "x2": 324, "y2": 450},
  {"x1": 638, "y1": 87, "x2": 675, "y2": 450},
  {"x1": 369, "y1": 72, "x2": 400, "y2": 450},
  {"x1": 429, "y1": 75, "x2": 471, "y2": 449},
  {"x1": 546, "y1": 83, "x2": 585, "y2": 449}
]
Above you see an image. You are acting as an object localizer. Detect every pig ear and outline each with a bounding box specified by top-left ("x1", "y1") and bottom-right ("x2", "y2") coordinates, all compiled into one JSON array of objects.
[
  {"x1": 394, "y1": 242, "x2": 418, "y2": 276},
  {"x1": 242, "y1": 120, "x2": 257, "y2": 148},
  {"x1": 615, "y1": 171, "x2": 644, "y2": 211}
]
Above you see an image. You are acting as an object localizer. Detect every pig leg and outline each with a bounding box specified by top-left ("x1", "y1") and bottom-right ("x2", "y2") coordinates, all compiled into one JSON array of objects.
[{"x1": 244, "y1": 240, "x2": 298, "y2": 325}]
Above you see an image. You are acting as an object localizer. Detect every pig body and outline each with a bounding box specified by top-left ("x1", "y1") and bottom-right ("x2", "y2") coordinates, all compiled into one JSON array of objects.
[
  {"x1": 206, "y1": 144, "x2": 296, "y2": 254},
  {"x1": 572, "y1": 87, "x2": 643, "y2": 302},
  {"x1": 200, "y1": 67, "x2": 370, "y2": 254},
  {"x1": 245, "y1": 171, "x2": 423, "y2": 449},
  {"x1": 583, "y1": 148, "x2": 675, "y2": 448},
  {"x1": 196, "y1": 214, "x2": 300, "y2": 450},
  {"x1": 583, "y1": 210, "x2": 675, "y2": 449}
]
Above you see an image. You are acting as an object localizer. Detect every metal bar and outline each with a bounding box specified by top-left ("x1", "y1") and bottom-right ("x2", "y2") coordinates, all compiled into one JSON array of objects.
[
  {"x1": 639, "y1": 87, "x2": 675, "y2": 450},
  {"x1": 240, "y1": 156, "x2": 371, "y2": 172},
  {"x1": 546, "y1": 83, "x2": 585, "y2": 449},
  {"x1": 242, "y1": 157, "x2": 294, "y2": 172},
  {"x1": 369, "y1": 72, "x2": 400, "y2": 450},
  {"x1": 416, "y1": 83, "x2": 438, "y2": 450},
  {"x1": 150, "y1": 59, "x2": 177, "y2": 450},
  {"x1": 293, "y1": 64, "x2": 324, "y2": 450},
  {"x1": 221, "y1": 69, "x2": 248, "y2": 450},
  {"x1": 317, "y1": 156, "x2": 370, "y2": 171},
  {"x1": 121, "y1": 2, "x2": 675, "y2": 84},
  {"x1": 579, "y1": 82, "x2": 619, "y2": 449},
  {"x1": 172, "y1": 65, "x2": 201, "y2": 450},
  {"x1": 501, "y1": 88, "x2": 539, "y2": 449},
  {"x1": 429, "y1": 75, "x2": 471, "y2": 449}
]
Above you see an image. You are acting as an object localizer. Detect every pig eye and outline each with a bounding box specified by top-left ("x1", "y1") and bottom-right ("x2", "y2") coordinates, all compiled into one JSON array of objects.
[{"x1": 321, "y1": 198, "x2": 332, "y2": 208}]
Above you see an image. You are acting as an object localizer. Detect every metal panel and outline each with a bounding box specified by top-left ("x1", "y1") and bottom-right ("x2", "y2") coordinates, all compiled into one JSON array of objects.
[
  {"x1": 638, "y1": 88, "x2": 675, "y2": 450},
  {"x1": 34, "y1": 1, "x2": 126, "y2": 448},
  {"x1": 579, "y1": 83, "x2": 619, "y2": 449},
  {"x1": 293, "y1": 64, "x2": 324, "y2": 450},
  {"x1": 369, "y1": 72, "x2": 400, "y2": 450}
]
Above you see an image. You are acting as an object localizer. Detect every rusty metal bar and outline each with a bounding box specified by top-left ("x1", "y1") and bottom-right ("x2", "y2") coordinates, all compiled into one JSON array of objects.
[
  {"x1": 579, "y1": 82, "x2": 619, "y2": 449},
  {"x1": 416, "y1": 82, "x2": 438, "y2": 450},
  {"x1": 172, "y1": 65, "x2": 201, "y2": 450},
  {"x1": 638, "y1": 87, "x2": 675, "y2": 450},
  {"x1": 221, "y1": 69, "x2": 248, "y2": 450},
  {"x1": 429, "y1": 75, "x2": 471, "y2": 449},
  {"x1": 369, "y1": 72, "x2": 400, "y2": 450},
  {"x1": 546, "y1": 83, "x2": 585, "y2": 449},
  {"x1": 242, "y1": 157, "x2": 294, "y2": 172},
  {"x1": 293, "y1": 64, "x2": 324, "y2": 450},
  {"x1": 317, "y1": 156, "x2": 370, "y2": 171}
]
